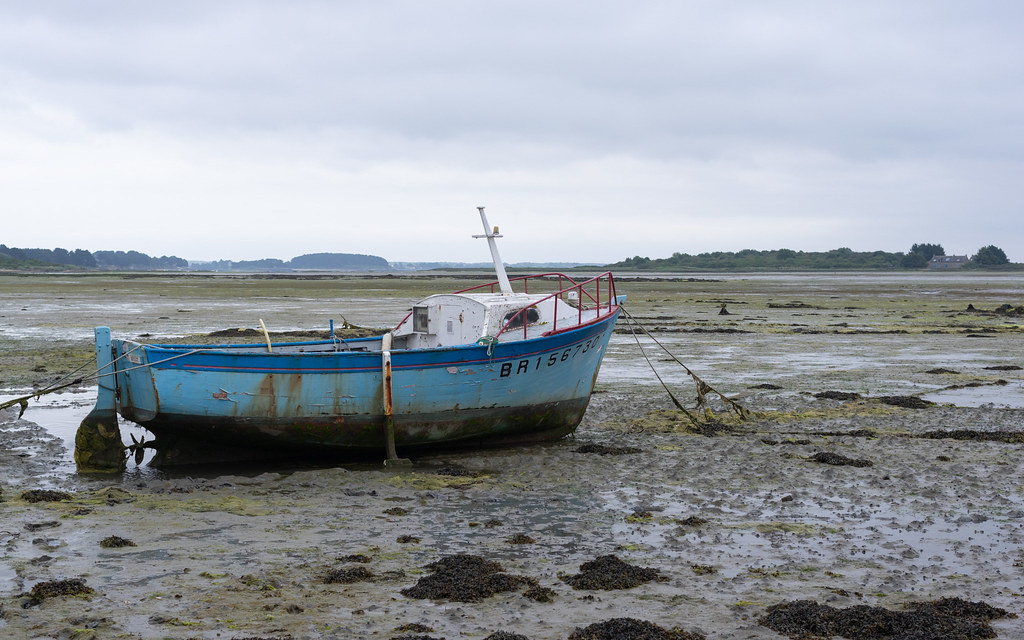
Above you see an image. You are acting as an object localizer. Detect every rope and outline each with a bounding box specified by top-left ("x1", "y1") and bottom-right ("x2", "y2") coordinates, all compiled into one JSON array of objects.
[
  {"x1": 622, "y1": 311, "x2": 700, "y2": 425},
  {"x1": 0, "y1": 345, "x2": 205, "y2": 414},
  {"x1": 476, "y1": 335, "x2": 499, "y2": 357},
  {"x1": 621, "y1": 306, "x2": 752, "y2": 426}
]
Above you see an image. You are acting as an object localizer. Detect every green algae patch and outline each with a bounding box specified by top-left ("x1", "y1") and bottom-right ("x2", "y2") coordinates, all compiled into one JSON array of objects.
[
  {"x1": 381, "y1": 471, "x2": 487, "y2": 491},
  {"x1": 749, "y1": 522, "x2": 833, "y2": 536},
  {"x1": 627, "y1": 408, "x2": 751, "y2": 435},
  {"x1": 752, "y1": 401, "x2": 905, "y2": 425},
  {"x1": 130, "y1": 493, "x2": 279, "y2": 517},
  {"x1": 627, "y1": 401, "x2": 906, "y2": 436}
]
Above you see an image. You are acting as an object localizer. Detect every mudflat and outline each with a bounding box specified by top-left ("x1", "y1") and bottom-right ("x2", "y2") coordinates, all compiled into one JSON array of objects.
[{"x1": 2, "y1": 271, "x2": 1023, "y2": 639}]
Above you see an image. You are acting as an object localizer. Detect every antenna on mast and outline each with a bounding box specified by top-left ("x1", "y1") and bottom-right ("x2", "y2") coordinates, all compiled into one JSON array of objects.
[{"x1": 473, "y1": 206, "x2": 513, "y2": 295}]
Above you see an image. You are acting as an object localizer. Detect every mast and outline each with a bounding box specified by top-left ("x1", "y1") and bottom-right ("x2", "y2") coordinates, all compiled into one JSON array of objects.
[{"x1": 473, "y1": 206, "x2": 513, "y2": 295}]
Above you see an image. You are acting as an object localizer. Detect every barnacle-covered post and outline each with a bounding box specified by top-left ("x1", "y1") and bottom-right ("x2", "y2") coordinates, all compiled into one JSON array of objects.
[{"x1": 74, "y1": 327, "x2": 126, "y2": 473}]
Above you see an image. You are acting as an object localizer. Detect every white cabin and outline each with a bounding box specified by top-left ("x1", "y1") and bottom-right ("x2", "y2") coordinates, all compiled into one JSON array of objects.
[{"x1": 391, "y1": 292, "x2": 568, "y2": 349}]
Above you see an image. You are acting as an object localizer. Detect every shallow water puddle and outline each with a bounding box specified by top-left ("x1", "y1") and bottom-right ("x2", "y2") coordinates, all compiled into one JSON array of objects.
[
  {"x1": 1, "y1": 389, "x2": 159, "y2": 478},
  {"x1": 599, "y1": 484, "x2": 1024, "y2": 588},
  {"x1": 921, "y1": 382, "x2": 1024, "y2": 408},
  {"x1": 0, "y1": 565, "x2": 15, "y2": 596}
]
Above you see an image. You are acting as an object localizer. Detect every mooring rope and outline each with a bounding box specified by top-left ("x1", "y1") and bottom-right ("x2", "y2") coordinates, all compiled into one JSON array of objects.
[
  {"x1": 0, "y1": 345, "x2": 205, "y2": 414},
  {"x1": 621, "y1": 306, "x2": 752, "y2": 426},
  {"x1": 622, "y1": 310, "x2": 700, "y2": 425}
]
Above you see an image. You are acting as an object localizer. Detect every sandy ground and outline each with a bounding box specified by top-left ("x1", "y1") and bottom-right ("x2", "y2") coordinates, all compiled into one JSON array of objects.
[{"x1": 2, "y1": 387, "x2": 1024, "y2": 639}]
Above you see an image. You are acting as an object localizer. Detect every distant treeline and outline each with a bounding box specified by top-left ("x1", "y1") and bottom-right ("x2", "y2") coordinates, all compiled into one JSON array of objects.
[
  {"x1": 1, "y1": 245, "x2": 97, "y2": 267},
  {"x1": 614, "y1": 248, "x2": 907, "y2": 270},
  {"x1": 0, "y1": 245, "x2": 388, "y2": 271},
  {"x1": 195, "y1": 252, "x2": 389, "y2": 271},
  {"x1": 0, "y1": 245, "x2": 187, "y2": 270},
  {"x1": 611, "y1": 244, "x2": 1015, "y2": 271}
]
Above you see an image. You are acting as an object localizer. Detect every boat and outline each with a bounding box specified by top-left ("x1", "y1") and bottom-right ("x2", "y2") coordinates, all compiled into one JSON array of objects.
[{"x1": 75, "y1": 208, "x2": 623, "y2": 471}]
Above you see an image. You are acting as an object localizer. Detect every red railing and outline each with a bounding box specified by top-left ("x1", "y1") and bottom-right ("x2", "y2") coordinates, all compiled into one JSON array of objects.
[
  {"x1": 477, "y1": 272, "x2": 618, "y2": 339},
  {"x1": 394, "y1": 272, "x2": 619, "y2": 340}
]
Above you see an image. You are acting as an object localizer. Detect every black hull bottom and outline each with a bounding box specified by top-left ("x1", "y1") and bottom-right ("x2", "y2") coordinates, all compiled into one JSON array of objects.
[{"x1": 130, "y1": 397, "x2": 591, "y2": 466}]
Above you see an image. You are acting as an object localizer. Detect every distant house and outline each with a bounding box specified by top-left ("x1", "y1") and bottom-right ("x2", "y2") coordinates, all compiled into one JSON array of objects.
[{"x1": 928, "y1": 255, "x2": 969, "y2": 269}]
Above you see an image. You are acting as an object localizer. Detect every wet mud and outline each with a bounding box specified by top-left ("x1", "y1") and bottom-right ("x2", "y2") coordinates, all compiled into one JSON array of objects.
[{"x1": 3, "y1": 272, "x2": 1024, "y2": 638}]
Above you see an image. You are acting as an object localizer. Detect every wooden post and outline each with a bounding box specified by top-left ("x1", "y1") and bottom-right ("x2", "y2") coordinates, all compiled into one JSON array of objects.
[{"x1": 381, "y1": 349, "x2": 411, "y2": 468}]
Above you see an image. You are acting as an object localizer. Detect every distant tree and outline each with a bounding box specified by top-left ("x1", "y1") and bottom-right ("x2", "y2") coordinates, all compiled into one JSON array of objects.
[
  {"x1": 70, "y1": 249, "x2": 97, "y2": 267},
  {"x1": 901, "y1": 252, "x2": 928, "y2": 269},
  {"x1": 621, "y1": 256, "x2": 651, "y2": 267},
  {"x1": 288, "y1": 253, "x2": 389, "y2": 270},
  {"x1": 909, "y1": 243, "x2": 945, "y2": 261},
  {"x1": 972, "y1": 245, "x2": 1009, "y2": 266},
  {"x1": 151, "y1": 255, "x2": 188, "y2": 269}
]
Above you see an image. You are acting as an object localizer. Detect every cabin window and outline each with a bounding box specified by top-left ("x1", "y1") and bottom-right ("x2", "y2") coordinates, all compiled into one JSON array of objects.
[
  {"x1": 503, "y1": 306, "x2": 540, "y2": 329},
  {"x1": 413, "y1": 306, "x2": 429, "y2": 332}
]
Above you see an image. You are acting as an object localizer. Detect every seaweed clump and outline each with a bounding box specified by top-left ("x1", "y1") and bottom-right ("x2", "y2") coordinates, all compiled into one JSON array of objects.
[
  {"x1": 26, "y1": 578, "x2": 94, "y2": 606},
  {"x1": 675, "y1": 516, "x2": 709, "y2": 527},
  {"x1": 814, "y1": 391, "x2": 862, "y2": 401},
  {"x1": 811, "y1": 452, "x2": 873, "y2": 468},
  {"x1": 758, "y1": 597, "x2": 1012, "y2": 639},
  {"x1": 401, "y1": 554, "x2": 535, "y2": 602},
  {"x1": 757, "y1": 598, "x2": 1011, "y2": 634},
  {"x1": 436, "y1": 464, "x2": 478, "y2": 477},
  {"x1": 561, "y1": 555, "x2": 668, "y2": 591},
  {"x1": 485, "y1": 633, "x2": 531, "y2": 640},
  {"x1": 394, "y1": 623, "x2": 434, "y2": 633},
  {"x1": 568, "y1": 617, "x2": 705, "y2": 640},
  {"x1": 20, "y1": 489, "x2": 72, "y2": 503},
  {"x1": 323, "y1": 566, "x2": 374, "y2": 584},
  {"x1": 876, "y1": 395, "x2": 935, "y2": 409},
  {"x1": 523, "y1": 585, "x2": 556, "y2": 602},
  {"x1": 99, "y1": 535, "x2": 137, "y2": 548},
  {"x1": 921, "y1": 429, "x2": 1024, "y2": 444},
  {"x1": 575, "y1": 443, "x2": 643, "y2": 455}
]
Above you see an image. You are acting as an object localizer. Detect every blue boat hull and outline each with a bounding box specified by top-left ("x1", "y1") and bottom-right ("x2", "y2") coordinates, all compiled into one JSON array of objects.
[{"x1": 111, "y1": 311, "x2": 619, "y2": 462}]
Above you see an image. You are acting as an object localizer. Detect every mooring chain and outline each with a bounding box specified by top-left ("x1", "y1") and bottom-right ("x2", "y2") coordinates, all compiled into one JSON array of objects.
[
  {"x1": 621, "y1": 306, "x2": 752, "y2": 426},
  {"x1": 622, "y1": 308, "x2": 701, "y2": 426}
]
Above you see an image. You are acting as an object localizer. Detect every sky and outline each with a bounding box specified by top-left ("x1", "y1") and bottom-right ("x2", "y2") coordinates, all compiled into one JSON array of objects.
[{"x1": 2, "y1": 1, "x2": 1022, "y2": 264}]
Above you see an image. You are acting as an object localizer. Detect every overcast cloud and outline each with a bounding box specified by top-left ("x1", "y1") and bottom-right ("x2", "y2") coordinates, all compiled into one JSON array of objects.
[{"x1": 2, "y1": 1, "x2": 1022, "y2": 263}]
